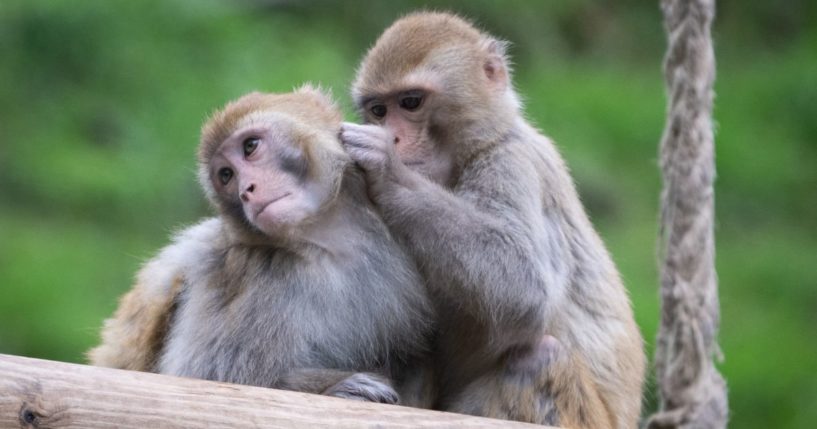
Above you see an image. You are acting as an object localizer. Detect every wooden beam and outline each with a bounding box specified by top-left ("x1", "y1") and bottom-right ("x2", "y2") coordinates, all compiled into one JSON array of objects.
[{"x1": 0, "y1": 354, "x2": 547, "y2": 428}]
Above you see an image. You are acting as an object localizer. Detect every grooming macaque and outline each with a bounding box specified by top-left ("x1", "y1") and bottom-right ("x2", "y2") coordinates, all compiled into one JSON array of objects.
[
  {"x1": 89, "y1": 88, "x2": 432, "y2": 405},
  {"x1": 341, "y1": 12, "x2": 645, "y2": 427}
]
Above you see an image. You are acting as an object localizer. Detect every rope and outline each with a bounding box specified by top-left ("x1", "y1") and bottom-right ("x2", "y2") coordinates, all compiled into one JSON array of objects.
[{"x1": 646, "y1": 0, "x2": 728, "y2": 428}]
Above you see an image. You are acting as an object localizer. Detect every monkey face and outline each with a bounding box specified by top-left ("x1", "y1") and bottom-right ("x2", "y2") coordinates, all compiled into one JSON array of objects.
[
  {"x1": 207, "y1": 115, "x2": 326, "y2": 238},
  {"x1": 351, "y1": 13, "x2": 519, "y2": 187},
  {"x1": 358, "y1": 88, "x2": 455, "y2": 185}
]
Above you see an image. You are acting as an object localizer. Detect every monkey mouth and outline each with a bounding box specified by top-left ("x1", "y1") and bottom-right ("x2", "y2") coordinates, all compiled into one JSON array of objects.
[
  {"x1": 255, "y1": 192, "x2": 292, "y2": 217},
  {"x1": 403, "y1": 161, "x2": 425, "y2": 166}
]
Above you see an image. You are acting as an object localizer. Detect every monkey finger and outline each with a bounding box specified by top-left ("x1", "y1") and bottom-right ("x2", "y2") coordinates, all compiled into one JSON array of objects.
[
  {"x1": 346, "y1": 147, "x2": 386, "y2": 170},
  {"x1": 340, "y1": 126, "x2": 372, "y2": 145},
  {"x1": 341, "y1": 121, "x2": 384, "y2": 135},
  {"x1": 342, "y1": 122, "x2": 393, "y2": 142},
  {"x1": 341, "y1": 135, "x2": 375, "y2": 151},
  {"x1": 341, "y1": 136, "x2": 388, "y2": 161},
  {"x1": 340, "y1": 121, "x2": 366, "y2": 131},
  {"x1": 340, "y1": 123, "x2": 373, "y2": 144}
]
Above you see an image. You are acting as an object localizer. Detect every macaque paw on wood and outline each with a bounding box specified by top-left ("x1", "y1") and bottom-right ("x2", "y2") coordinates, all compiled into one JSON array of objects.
[{"x1": 323, "y1": 373, "x2": 400, "y2": 404}]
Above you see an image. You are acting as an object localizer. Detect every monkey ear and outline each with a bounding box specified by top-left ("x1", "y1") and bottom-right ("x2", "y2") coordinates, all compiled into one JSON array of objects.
[{"x1": 481, "y1": 38, "x2": 510, "y2": 92}]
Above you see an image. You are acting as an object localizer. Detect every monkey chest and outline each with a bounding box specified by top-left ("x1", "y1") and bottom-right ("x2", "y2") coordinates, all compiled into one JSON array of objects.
[{"x1": 157, "y1": 267, "x2": 393, "y2": 386}]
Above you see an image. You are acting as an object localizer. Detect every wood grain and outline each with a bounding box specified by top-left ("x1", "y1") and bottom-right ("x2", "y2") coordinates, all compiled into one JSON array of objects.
[{"x1": 0, "y1": 354, "x2": 550, "y2": 428}]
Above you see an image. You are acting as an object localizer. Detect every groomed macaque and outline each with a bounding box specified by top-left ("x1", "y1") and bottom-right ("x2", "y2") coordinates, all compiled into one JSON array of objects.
[
  {"x1": 341, "y1": 12, "x2": 645, "y2": 427},
  {"x1": 89, "y1": 87, "x2": 433, "y2": 404}
]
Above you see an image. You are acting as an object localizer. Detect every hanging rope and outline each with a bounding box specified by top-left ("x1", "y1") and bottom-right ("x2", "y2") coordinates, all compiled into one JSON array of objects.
[{"x1": 646, "y1": 0, "x2": 728, "y2": 428}]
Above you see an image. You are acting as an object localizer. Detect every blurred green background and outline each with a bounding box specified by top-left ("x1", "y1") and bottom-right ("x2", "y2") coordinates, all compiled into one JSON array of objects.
[{"x1": 1, "y1": 0, "x2": 815, "y2": 426}]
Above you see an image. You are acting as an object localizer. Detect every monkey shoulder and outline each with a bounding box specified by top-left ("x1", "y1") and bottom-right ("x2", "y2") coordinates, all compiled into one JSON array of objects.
[
  {"x1": 456, "y1": 134, "x2": 544, "y2": 191},
  {"x1": 137, "y1": 217, "x2": 227, "y2": 298}
]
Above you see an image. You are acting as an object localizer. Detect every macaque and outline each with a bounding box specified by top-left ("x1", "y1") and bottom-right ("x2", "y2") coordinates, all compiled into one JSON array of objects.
[
  {"x1": 89, "y1": 87, "x2": 433, "y2": 405},
  {"x1": 341, "y1": 12, "x2": 645, "y2": 427}
]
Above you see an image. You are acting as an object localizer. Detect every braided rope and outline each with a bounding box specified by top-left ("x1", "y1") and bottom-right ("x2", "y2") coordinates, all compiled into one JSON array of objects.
[{"x1": 646, "y1": 0, "x2": 728, "y2": 428}]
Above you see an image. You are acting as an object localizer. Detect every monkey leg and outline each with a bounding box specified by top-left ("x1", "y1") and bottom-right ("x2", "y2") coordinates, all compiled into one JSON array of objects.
[{"x1": 446, "y1": 335, "x2": 614, "y2": 429}]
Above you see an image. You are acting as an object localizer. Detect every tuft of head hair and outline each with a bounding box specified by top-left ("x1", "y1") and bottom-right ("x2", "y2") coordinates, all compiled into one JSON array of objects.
[
  {"x1": 199, "y1": 86, "x2": 342, "y2": 166},
  {"x1": 353, "y1": 11, "x2": 511, "y2": 100}
]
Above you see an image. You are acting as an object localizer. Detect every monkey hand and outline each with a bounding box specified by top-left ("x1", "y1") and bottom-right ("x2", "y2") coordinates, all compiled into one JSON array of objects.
[
  {"x1": 340, "y1": 122, "x2": 413, "y2": 187},
  {"x1": 340, "y1": 122, "x2": 395, "y2": 173},
  {"x1": 322, "y1": 372, "x2": 400, "y2": 404}
]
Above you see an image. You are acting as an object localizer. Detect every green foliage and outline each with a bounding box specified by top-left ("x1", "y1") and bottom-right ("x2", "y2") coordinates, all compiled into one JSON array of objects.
[{"x1": 0, "y1": 1, "x2": 814, "y2": 427}]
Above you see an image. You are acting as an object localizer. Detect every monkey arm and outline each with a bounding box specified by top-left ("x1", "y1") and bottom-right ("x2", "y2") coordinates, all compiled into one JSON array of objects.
[
  {"x1": 378, "y1": 147, "x2": 571, "y2": 352},
  {"x1": 340, "y1": 123, "x2": 566, "y2": 351}
]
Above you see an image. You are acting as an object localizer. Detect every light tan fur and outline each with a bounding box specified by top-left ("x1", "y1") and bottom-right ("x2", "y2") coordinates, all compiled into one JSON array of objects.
[{"x1": 342, "y1": 12, "x2": 645, "y2": 428}]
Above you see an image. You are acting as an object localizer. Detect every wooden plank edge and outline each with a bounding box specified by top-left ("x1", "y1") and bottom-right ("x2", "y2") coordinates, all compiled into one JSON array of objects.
[{"x1": 0, "y1": 353, "x2": 551, "y2": 428}]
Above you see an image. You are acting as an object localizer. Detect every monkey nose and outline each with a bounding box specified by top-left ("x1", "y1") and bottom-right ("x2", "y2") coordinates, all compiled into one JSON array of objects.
[
  {"x1": 240, "y1": 184, "x2": 256, "y2": 202},
  {"x1": 394, "y1": 136, "x2": 400, "y2": 144}
]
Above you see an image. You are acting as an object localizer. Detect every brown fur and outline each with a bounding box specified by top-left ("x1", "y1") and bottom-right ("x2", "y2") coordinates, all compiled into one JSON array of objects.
[{"x1": 87, "y1": 275, "x2": 181, "y2": 371}]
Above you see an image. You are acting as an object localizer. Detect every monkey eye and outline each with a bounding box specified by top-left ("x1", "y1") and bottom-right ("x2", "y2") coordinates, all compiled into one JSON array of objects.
[
  {"x1": 370, "y1": 104, "x2": 387, "y2": 118},
  {"x1": 217, "y1": 167, "x2": 233, "y2": 185},
  {"x1": 398, "y1": 94, "x2": 423, "y2": 111},
  {"x1": 243, "y1": 138, "x2": 260, "y2": 157}
]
